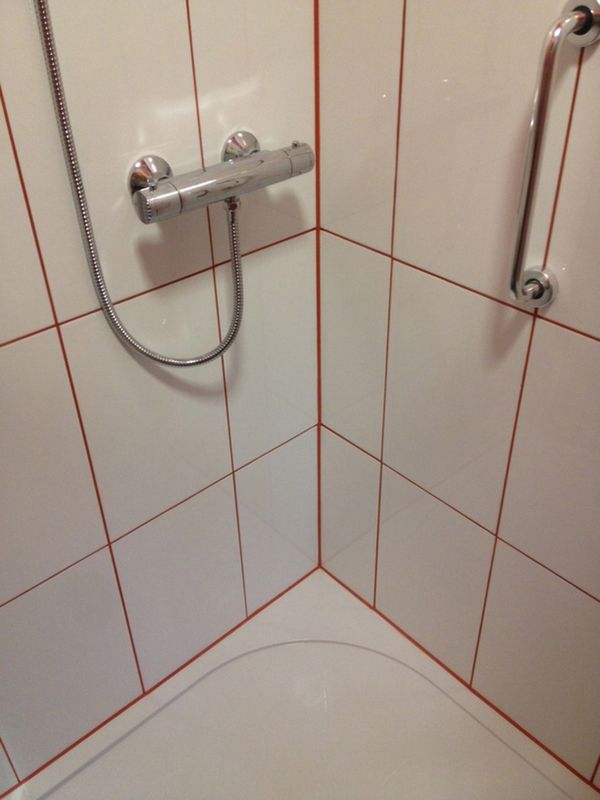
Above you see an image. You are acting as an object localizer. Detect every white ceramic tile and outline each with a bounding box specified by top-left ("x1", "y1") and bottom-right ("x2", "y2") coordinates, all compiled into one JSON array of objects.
[
  {"x1": 236, "y1": 429, "x2": 317, "y2": 614},
  {"x1": 0, "y1": 0, "x2": 211, "y2": 321},
  {"x1": 474, "y1": 542, "x2": 600, "y2": 776},
  {"x1": 321, "y1": 233, "x2": 389, "y2": 456},
  {"x1": 189, "y1": 0, "x2": 315, "y2": 263},
  {"x1": 376, "y1": 467, "x2": 494, "y2": 680},
  {"x1": 0, "y1": 746, "x2": 17, "y2": 796},
  {"x1": 61, "y1": 270, "x2": 231, "y2": 538},
  {"x1": 383, "y1": 264, "x2": 531, "y2": 530},
  {"x1": 0, "y1": 550, "x2": 140, "y2": 777},
  {"x1": 500, "y1": 322, "x2": 600, "y2": 597},
  {"x1": 320, "y1": 0, "x2": 403, "y2": 252},
  {"x1": 321, "y1": 429, "x2": 379, "y2": 602},
  {"x1": 217, "y1": 233, "x2": 317, "y2": 467},
  {"x1": 543, "y1": 45, "x2": 600, "y2": 338},
  {"x1": 393, "y1": 0, "x2": 579, "y2": 301},
  {"x1": 0, "y1": 330, "x2": 105, "y2": 605},
  {"x1": 9, "y1": 573, "x2": 599, "y2": 800},
  {"x1": 113, "y1": 477, "x2": 245, "y2": 688},
  {"x1": 0, "y1": 107, "x2": 53, "y2": 344}
]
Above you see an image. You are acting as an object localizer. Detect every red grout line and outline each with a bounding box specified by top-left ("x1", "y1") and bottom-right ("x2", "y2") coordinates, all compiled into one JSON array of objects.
[
  {"x1": 58, "y1": 228, "x2": 317, "y2": 329},
  {"x1": 1, "y1": 85, "x2": 146, "y2": 694},
  {"x1": 1, "y1": 429, "x2": 317, "y2": 610},
  {"x1": 321, "y1": 227, "x2": 390, "y2": 259},
  {"x1": 314, "y1": 0, "x2": 323, "y2": 566},
  {"x1": 0, "y1": 737, "x2": 19, "y2": 784},
  {"x1": 382, "y1": 461, "x2": 495, "y2": 537},
  {"x1": 145, "y1": 565, "x2": 320, "y2": 694},
  {"x1": 208, "y1": 261, "x2": 248, "y2": 615},
  {"x1": 322, "y1": 227, "x2": 600, "y2": 342},
  {"x1": 3, "y1": 222, "x2": 316, "y2": 355},
  {"x1": 0, "y1": 324, "x2": 56, "y2": 350},
  {"x1": 538, "y1": 313, "x2": 600, "y2": 344},
  {"x1": 468, "y1": 314, "x2": 538, "y2": 687},
  {"x1": 498, "y1": 537, "x2": 600, "y2": 604},
  {"x1": 236, "y1": 424, "x2": 318, "y2": 473},
  {"x1": 184, "y1": 0, "x2": 248, "y2": 618},
  {"x1": 0, "y1": 545, "x2": 108, "y2": 610},
  {"x1": 542, "y1": 49, "x2": 584, "y2": 268},
  {"x1": 323, "y1": 424, "x2": 599, "y2": 601},
  {"x1": 469, "y1": 44, "x2": 592, "y2": 690},
  {"x1": 321, "y1": 566, "x2": 600, "y2": 793},
  {"x1": 591, "y1": 753, "x2": 600, "y2": 784},
  {"x1": 321, "y1": 227, "x2": 533, "y2": 316},
  {"x1": 112, "y1": 474, "x2": 231, "y2": 544},
  {"x1": 373, "y1": 0, "x2": 407, "y2": 609},
  {"x1": 214, "y1": 227, "x2": 317, "y2": 267},
  {"x1": 323, "y1": 422, "x2": 495, "y2": 535},
  {"x1": 2, "y1": 566, "x2": 319, "y2": 797}
]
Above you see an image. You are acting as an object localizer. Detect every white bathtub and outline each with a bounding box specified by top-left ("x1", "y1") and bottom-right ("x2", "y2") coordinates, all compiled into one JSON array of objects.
[{"x1": 8, "y1": 572, "x2": 596, "y2": 799}]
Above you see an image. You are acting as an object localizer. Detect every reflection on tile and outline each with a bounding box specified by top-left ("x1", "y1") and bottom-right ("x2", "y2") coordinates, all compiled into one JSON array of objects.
[
  {"x1": 0, "y1": 551, "x2": 140, "y2": 776},
  {"x1": 383, "y1": 263, "x2": 531, "y2": 530},
  {"x1": 474, "y1": 542, "x2": 600, "y2": 776},
  {"x1": 190, "y1": 0, "x2": 315, "y2": 262},
  {"x1": 0, "y1": 108, "x2": 52, "y2": 344},
  {"x1": 114, "y1": 478, "x2": 245, "y2": 688},
  {"x1": 393, "y1": 0, "x2": 579, "y2": 301},
  {"x1": 218, "y1": 233, "x2": 317, "y2": 467},
  {"x1": 321, "y1": 429, "x2": 379, "y2": 602},
  {"x1": 320, "y1": 0, "x2": 403, "y2": 252},
  {"x1": 543, "y1": 45, "x2": 600, "y2": 338},
  {"x1": 321, "y1": 233, "x2": 388, "y2": 456},
  {"x1": 236, "y1": 429, "x2": 317, "y2": 614},
  {"x1": 377, "y1": 467, "x2": 493, "y2": 680},
  {"x1": 0, "y1": 330, "x2": 105, "y2": 605},
  {"x1": 0, "y1": 0, "x2": 211, "y2": 321},
  {"x1": 61, "y1": 271, "x2": 231, "y2": 537},
  {"x1": 0, "y1": 745, "x2": 17, "y2": 796},
  {"x1": 500, "y1": 321, "x2": 600, "y2": 598}
]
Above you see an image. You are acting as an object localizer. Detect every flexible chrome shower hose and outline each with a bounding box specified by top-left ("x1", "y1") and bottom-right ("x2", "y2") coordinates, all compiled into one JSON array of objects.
[{"x1": 35, "y1": 0, "x2": 243, "y2": 367}]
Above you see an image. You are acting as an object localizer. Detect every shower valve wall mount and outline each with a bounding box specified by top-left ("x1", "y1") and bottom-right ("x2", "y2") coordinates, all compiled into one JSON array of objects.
[{"x1": 128, "y1": 131, "x2": 314, "y2": 224}]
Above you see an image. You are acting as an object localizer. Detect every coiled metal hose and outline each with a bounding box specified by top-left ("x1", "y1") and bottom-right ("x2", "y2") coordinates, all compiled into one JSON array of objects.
[{"x1": 35, "y1": 0, "x2": 243, "y2": 367}]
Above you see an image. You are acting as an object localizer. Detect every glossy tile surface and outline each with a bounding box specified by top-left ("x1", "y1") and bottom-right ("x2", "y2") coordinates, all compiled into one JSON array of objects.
[
  {"x1": 114, "y1": 478, "x2": 245, "y2": 688},
  {"x1": 0, "y1": 747, "x2": 16, "y2": 796},
  {"x1": 0, "y1": 0, "x2": 211, "y2": 321},
  {"x1": 383, "y1": 264, "x2": 531, "y2": 530},
  {"x1": 61, "y1": 271, "x2": 231, "y2": 538},
  {"x1": 190, "y1": 0, "x2": 315, "y2": 263},
  {"x1": 321, "y1": 234, "x2": 389, "y2": 456},
  {"x1": 474, "y1": 542, "x2": 600, "y2": 776},
  {"x1": 376, "y1": 467, "x2": 493, "y2": 680},
  {"x1": 393, "y1": 0, "x2": 579, "y2": 301},
  {"x1": 0, "y1": 0, "x2": 87, "y2": 316},
  {"x1": 218, "y1": 233, "x2": 317, "y2": 467},
  {"x1": 0, "y1": 550, "x2": 140, "y2": 777},
  {"x1": 236, "y1": 429, "x2": 317, "y2": 614},
  {"x1": 0, "y1": 330, "x2": 105, "y2": 605},
  {"x1": 0, "y1": 106, "x2": 52, "y2": 344},
  {"x1": 320, "y1": 0, "x2": 403, "y2": 252},
  {"x1": 321, "y1": 429, "x2": 379, "y2": 602},
  {"x1": 500, "y1": 322, "x2": 600, "y2": 598},
  {"x1": 543, "y1": 45, "x2": 600, "y2": 338},
  {"x1": 8, "y1": 573, "x2": 598, "y2": 800}
]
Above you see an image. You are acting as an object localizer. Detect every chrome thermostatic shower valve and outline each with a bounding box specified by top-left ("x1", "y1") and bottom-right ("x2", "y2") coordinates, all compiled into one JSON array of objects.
[{"x1": 129, "y1": 131, "x2": 315, "y2": 224}]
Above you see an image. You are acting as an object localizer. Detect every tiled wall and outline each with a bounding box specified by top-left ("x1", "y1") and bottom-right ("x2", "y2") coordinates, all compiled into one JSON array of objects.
[
  {"x1": 2, "y1": 0, "x2": 599, "y2": 793},
  {"x1": 0, "y1": 0, "x2": 316, "y2": 790},
  {"x1": 320, "y1": 0, "x2": 600, "y2": 784}
]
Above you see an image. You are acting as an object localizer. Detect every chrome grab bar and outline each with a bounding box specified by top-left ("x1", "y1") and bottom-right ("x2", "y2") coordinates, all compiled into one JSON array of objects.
[{"x1": 510, "y1": 1, "x2": 600, "y2": 308}]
